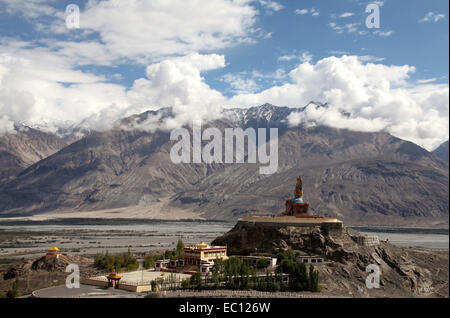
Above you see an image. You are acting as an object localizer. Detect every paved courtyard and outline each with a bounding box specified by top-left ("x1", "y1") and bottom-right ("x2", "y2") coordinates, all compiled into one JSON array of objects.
[{"x1": 89, "y1": 269, "x2": 192, "y2": 285}]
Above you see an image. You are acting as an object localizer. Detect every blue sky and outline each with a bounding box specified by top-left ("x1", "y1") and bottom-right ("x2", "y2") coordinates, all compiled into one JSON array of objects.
[
  {"x1": 0, "y1": 0, "x2": 448, "y2": 150},
  {"x1": 210, "y1": 0, "x2": 449, "y2": 96},
  {"x1": 2, "y1": 0, "x2": 448, "y2": 92}
]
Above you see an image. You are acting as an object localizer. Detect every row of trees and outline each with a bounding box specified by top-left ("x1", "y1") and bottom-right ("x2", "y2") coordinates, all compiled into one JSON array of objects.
[
  {"x1": 94, "y1": 249, "x2": 139, "y2": 272},
  {"x1": 182, "y1": 255, "x2": 319, "y2": 292},
  {"x1": 143, "y1": 239, "x2": 185, "y2": 269},
  {"x1": 276, "y1": 250, "x2": 319, "y2": 292}
]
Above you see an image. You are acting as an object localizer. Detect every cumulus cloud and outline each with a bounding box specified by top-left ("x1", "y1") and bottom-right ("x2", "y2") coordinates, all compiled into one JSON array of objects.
[
  {"x1": 76, "y1": 0, "x2": 258, "y2": 63},
  {"x1": 227, "y1": 55, "x2": 449, "y2": 150},
  {"x1": 0, "y1": 47, "x2": 130, "y2": 133},
  {"x1": 127, "y1": 53, "x2": 227, "y2": 128},
  {"x1": 0, "y1": 115, "x2": 15, "y2": 135},
  {"x1": 1, "y1": 0, "x2": 260, "y2": 65}
]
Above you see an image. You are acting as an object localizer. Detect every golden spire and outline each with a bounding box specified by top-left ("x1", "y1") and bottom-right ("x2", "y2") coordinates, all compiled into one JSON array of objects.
[{"x1": 294, "y1": 176, "x2": 303, "y2": 198}]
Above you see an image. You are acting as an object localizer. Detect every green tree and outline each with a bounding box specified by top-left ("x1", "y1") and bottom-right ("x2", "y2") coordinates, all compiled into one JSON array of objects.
[
  {"x1": 181, "y1": 279, "x2": 191, "y2": 289},
  {"x1": 190, "y1": 273, "x2": 202, "y2": 290},
  {"x1": 176, "y1": 239, "x2": 185, "y2": 258},
  {"x1": 256, "y1": 258, "x2": 269, "y2": 269},
  {"x1": 309, "y1": 265, "x2": 319, "y2": 292},
  {"x1": 239, "y1": 261, "x2": 250, "y2": 290}
]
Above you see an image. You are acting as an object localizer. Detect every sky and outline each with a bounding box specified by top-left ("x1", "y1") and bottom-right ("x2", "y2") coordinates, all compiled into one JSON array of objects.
[{"x1": 0, "y1": 0, "x2": 448, "y2": 150}]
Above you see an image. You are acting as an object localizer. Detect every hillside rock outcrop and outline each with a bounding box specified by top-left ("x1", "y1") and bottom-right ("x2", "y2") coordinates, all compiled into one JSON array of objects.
[{"x1": 213, "y1": 223, "x2": 449, "y2": 297}]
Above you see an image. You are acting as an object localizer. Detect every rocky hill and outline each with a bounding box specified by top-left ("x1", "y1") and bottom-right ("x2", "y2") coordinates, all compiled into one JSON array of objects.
[
  {"x1": 0, "y1": 105, "x2": 448, "y2": 226},
  {"x1": 0, "y1": 253, "x2": 100, "y2": 296},
  {"x1": 212, "y1": 223, "x2": 449, "y2": 297}
]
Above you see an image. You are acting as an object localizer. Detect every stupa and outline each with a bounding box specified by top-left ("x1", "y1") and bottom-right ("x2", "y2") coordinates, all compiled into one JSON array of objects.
[{"x1": 283, "y1": 176, "x2": 310, "y2": 217}]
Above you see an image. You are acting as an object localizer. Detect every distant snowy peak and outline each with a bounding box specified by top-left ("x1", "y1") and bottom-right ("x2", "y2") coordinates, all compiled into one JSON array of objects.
[
  {"x1": 223, "y1": 103, "x2": 294, "y2": 127},
  {"x1": 15, "y1": 121, "x2": 94, "y2": 144},
  {"x1": 222, "y1": 102, "x2": 330, "y2": 128}
]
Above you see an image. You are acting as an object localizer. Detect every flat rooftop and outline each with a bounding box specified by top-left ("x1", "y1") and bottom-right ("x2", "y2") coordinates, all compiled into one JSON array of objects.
[{"x1": 240, "y1": 215, "x2": 342, "y2": 223}]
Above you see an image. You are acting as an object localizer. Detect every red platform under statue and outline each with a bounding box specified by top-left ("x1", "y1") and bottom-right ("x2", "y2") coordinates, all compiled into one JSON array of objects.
[{"x1": 283, "y1": 176, "x2": 311, "y2": 217}]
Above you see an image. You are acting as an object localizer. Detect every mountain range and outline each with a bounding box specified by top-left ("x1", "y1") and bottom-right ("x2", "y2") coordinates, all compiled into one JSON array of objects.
[{"x1": 0, "y1": 104, "x2": 448, "y2": 227}]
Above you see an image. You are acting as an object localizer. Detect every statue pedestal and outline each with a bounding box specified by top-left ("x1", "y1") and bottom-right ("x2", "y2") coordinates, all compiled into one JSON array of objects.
[{"x1": 284, "y1": 200, "x2": 309, "y2": 216}]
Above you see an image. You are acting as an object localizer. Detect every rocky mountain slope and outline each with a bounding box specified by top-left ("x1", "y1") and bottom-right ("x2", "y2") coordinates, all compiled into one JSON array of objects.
[
  {"x1": 0, "y1": 105, "x2": 448, "y2": 226},
  {"x1": 0, "y1": 125, "x2": 67, "y2": 184},
  {"x1": 433, "y1": 140, "x2": 449, "y2": 162}
]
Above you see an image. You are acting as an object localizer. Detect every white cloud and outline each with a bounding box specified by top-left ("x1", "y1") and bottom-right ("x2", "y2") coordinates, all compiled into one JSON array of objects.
[
  {"x1": 310, "y1": 8, "x2": 320, "y2": 16},
  {"x1": 252, "y1": 69, "x2": 287, "y2": 81},
  {"x1": 0, "y1": 49, "x2": 130, "y2": 132},
  {"x1": 278, "y1": 55, "x2": 297, "y2": 62},
  {"x1": 329, "y1": 50, "x2": 350, "y2": 55},
  {"x1": 299, "y1": 51, "x2": 313, "y2": 63},
  {"x1": 1, "y1": 0, "x2": 260, "y2": 65},
  {"x1": 278, "y1": 51, "x2": 312, "y2": 63},
  {"x1": 373, "y1": 30, "x2": 393, "y2": 37},
  {"x1": 1, "y1": 47, "x2": 448, "y2": 150},
  {"x1": 78, "y1": 0, "x2": 258, "y2": 63},
  {"x1": 127, "y1": 53, "x2": 227, "y2": 127},
  {"x1": 295, "y1": 8, "x2": 319, "y2": 16},
  {"x1": 0, "y1": 0, "x2": 57, "y2": 20},
  {"x1": 226, "y1": 55, "x2": 449, "y2": 150},
  {"x1": 419, "y1": 12, "x2": 446, "y2": 23},
  {"x1": 222, "y1": 73, "x2": 260, "y2": 95},
  {"x1": 358, "y1": 55, "x2": 385, "y2": 62},
  {"x1": 417, "y1": 78, "x2": 437, "y2": 84},
  {"x1": 258, "y1": 0, "x2": 284, "y2": 13},
  {"x1": 0, "y1": 47, "x2": 229, "y2": 133},
  {"x1": 329, "y1": 21, "x2": 392, "y2": 37},
  {"x1": 295, "y1": 9, "x2": 309, "y2": 15},
  {"x1": 339, "y1": 12, "x2": 354, "y2": 18},
  {"x1": 329, "y1": 22, "x2": 361, "y2": 34},
  {"x1": 0, "y1": 115, "x2": 15, "y2": 135}
]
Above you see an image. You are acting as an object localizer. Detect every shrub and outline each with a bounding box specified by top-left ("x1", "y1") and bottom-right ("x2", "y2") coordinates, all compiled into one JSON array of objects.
[{"x1": 6, "y1": 278, "x2": 19, "y2": 298}]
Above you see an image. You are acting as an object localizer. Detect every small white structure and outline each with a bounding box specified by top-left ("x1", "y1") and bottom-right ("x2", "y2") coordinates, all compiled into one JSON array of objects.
[
  {"x1": 355, "y1": 235, "x2": 380, "y2": 246},
  {"x1": 296, "y1": 255, "x2": 324, "y2": 266},
  {"x1": 169, "y1": 259, "x2": 185, "y2": 268},
  {"x1": 155, "y1": 259, "x2": 170, "y2": 270},
  {"x1": 199, "y1": 261, "x2": 214, "y2": 276},
  {"x1": 238, "y1": 256, "x2": 277, "y2": 268}
]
